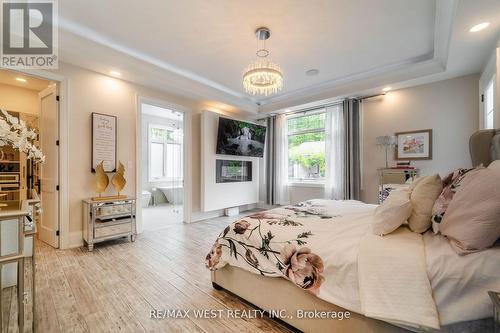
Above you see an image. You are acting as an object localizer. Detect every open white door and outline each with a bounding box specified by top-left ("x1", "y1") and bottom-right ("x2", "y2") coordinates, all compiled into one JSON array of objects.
[{"x1": 38, "y1": 85, "x2": 59, "y2": 248}]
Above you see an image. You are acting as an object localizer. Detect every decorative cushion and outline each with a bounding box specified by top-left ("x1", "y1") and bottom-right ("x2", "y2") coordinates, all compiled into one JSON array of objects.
[
  {"x1": 430, "y1": 168, "x2": 477, "y2": 233},
  {"x1": 439, "y1": 162, "x2": 500, "y2": 255},
  {"x1": 408, "y1": 176, "x2": 424, "y2": 191},
  {"x1": 372, "y1": 187, "x2": 412, "y2": 236},
  {"x1": 408, "y1": 175, "x2": 443, "y2": 233}
]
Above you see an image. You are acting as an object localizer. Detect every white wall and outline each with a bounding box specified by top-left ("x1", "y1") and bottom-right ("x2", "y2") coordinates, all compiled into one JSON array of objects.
[
  {"x1": 200, "y1": 111, "x2": 260, "y2": 212},
  {"x1": 141, "y1": 113, "x2": 183, "y2": 193},
  {"x1": 288, "y1": 185, "x2": 324, "y2": 204},
  {"x1": 0, "y1": 83, "x2": 39, "y2": 115},
  {"x1": 48, "y1": 62, "x2": 251, "y2": 247},
  {"x1": 361, "y1": 74, "x2": 479, "y2": 203}
]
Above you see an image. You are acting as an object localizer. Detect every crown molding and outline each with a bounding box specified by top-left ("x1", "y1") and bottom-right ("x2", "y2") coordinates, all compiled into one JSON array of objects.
[
  {"x1": 258, "y1": 58, "x2": 445, "y2": 114},
  {"x1": 433, "y1": 0, "x2": 458, "y2": 68},
  {"x1": 256, "y1": 53, "x2": 435, "y2": 108},
  {"x1": 57, "y1": 19, "x2": 260, "y2": 113},
  {"x1": 257, "y1": 0, "x2": 458, "y2": 112},
  {"x1": 56, "y1": 1, "x2": 456, "y2": 114}
]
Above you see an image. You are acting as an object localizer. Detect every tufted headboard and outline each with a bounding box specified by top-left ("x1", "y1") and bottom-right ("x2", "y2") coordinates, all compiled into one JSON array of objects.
[{"x1": 469, "y1": 129, "x2": 500, "y2": 167}]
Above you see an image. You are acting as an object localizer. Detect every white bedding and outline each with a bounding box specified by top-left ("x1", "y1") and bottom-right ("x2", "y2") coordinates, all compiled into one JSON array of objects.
[
  {"x1": 206, "y1": 199, "x2": 500, "y2": 327},
  {"x1": 358, "y1": 228, "x2": 440, "y2": 329},
  {"x1": 423, "y1": 231, "x2": 500, "y2": 324}
]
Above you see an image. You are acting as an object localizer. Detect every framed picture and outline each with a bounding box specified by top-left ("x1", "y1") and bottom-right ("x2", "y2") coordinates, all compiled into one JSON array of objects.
[
  {"x1": 91, "y1": 112, "x2": 117, "y2": 172},
  {"x1": 395, "y1": 129, "x2": 432, "y2": 160}
]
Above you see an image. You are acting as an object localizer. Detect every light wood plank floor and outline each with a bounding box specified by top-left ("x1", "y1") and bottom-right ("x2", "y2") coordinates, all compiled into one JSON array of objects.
[{"x1": 2, "y1": 213, "x2": 294, "y2": 333}]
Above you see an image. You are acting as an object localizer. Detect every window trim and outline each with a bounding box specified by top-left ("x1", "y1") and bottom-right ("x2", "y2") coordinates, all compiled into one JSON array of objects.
[
  {"x1": 148, "y1": 123, "x2": 183, "y2": 183},
  {"x1": 288, "y1": 128, "x2": 325, "y2": 136},
  {"x1": 288, "y1": 181, "x2": 325, "y2": 188},
  {"x1": 286, "y1": 108, "x2": 325, "y2": 120},
  {"x1": 287, "y1": 111, "x2": 327, "y2": 183}
]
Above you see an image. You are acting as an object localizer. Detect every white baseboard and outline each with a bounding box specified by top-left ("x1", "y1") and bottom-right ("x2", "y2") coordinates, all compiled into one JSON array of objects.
[
  {"x1": 190, "y1": 203, "x2": 258, "y2": 222},
  {"x1": 65, "y1": 230, "x2": 84, "y2": 249},
  {"x1": 190, "y1": 209, "x2": 225, "y2": 222},
  {"x1": 257, "y1": 201, "x2": 275, "y2": 210},
  {"x1": 244, "y1": 203, "x2": 257, "y2": 211}
]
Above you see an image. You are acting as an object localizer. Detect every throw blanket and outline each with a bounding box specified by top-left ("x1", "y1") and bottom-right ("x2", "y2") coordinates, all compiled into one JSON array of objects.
[
  {"x1": 358, "y1": 228, "x2": 440, "y2": 330},
  {"x1": 206, "y1": 200, "x2": 440, "y2": 329}
]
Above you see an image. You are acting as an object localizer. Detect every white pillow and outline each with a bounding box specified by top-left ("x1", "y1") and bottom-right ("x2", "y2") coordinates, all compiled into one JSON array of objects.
[{"x1": 372, "y1": 188, "x2": 412, "y2": 236}]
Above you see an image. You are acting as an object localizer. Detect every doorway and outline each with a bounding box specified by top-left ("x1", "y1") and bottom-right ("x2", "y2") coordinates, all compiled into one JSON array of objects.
[
  {"x1": 140, "y1": 101, "x2": 184, "y2": 231},
  {"x1": 0, "y1": 69, "x2": 60, "y2": 249}
]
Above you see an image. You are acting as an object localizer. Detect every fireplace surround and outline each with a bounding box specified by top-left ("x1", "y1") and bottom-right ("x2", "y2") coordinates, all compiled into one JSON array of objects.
[{"x1": 216, "y1": 160, "x2": 252, "y2": 183}]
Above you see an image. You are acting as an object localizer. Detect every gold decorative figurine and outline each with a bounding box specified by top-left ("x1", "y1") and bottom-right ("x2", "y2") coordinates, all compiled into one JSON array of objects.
[
  {"x1": 92, "y1": 161, "x2": 127, "y2": 200},
  {"x1": 111, "y1": 161, "x2": 127, "y2": 197},
  {"x1": 94, "y1": 161, "x2": 109, "y2": 198}
]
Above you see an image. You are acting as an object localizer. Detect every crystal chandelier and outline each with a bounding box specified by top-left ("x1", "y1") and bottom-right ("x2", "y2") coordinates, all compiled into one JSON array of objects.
[{"x1": 242, "y1": 27, "x2": 283, "y2": 96}]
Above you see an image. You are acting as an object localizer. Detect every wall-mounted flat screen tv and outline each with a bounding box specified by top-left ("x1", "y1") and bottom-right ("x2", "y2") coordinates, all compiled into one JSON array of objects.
[{"x1": 216, "y1": 117, "x2": 266, "y2": 157}]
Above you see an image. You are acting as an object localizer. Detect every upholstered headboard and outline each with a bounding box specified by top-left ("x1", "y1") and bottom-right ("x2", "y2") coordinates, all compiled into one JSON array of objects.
[{"x1": 469, "y1": 129, "x2": 500, "y2": 167}]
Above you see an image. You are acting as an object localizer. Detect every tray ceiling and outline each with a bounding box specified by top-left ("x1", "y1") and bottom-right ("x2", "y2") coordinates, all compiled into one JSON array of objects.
[{"x1": 56, "y1": 0, "x2": 500, "y2": 113}]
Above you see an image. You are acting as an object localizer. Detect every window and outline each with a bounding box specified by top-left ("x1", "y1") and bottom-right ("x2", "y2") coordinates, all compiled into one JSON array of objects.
[
  {"x1": 484, "y1": 79, "x2": 495, "y2": 129},
  {"x1": 287, "y1": 111, "x2": 326, "y2": 182},
  {"x1": 148, "y1": 124, "x2": 183, "y2": 182},
  {"x1": 150, "y1": 142, "x2": 165, "y2": 179}
]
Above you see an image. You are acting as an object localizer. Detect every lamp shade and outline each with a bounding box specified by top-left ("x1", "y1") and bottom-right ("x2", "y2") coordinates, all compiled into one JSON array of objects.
[{"x1": 376, "y1": 135, "x2": 397, "y2": 146}]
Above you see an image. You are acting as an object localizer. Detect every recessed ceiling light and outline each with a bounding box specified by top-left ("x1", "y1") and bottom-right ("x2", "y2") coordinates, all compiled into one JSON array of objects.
[
  {"x1": 469, "y1": 22, "x2": 490, "y2": 33},
  {"x1": 110, "y1": 71, "x2": 121, "y2": 76},
  {"x1": 306, "y1": 69, "x2": 319, "y2": 76},
  {"x1": 15, "y1": 77, "x2": 27, "y2": 83},
  {"x1": 382, "y1": 86, "x2": 392, "y2": 92}
]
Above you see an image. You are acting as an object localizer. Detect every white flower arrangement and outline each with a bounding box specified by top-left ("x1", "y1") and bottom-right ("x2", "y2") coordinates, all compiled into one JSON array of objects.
[{"x1": 0, "y1": 109, "x2": 45, "y2": 163}]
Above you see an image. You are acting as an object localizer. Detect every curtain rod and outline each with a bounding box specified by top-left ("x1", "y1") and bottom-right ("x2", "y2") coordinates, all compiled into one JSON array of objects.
[
  {"x1": 356, "y1": 93, "x2": 386, "y2": 101},
  {"x1": 257, "y1": 93, "x2": 384, "y2": 121},
  {"x1": 256, "y1": 100, "x2": 343, "y2": 121}
]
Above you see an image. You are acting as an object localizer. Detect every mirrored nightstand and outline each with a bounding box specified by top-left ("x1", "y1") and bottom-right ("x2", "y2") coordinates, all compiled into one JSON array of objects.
[
  {"x1": 378, "y1": 168, "x2": 419, "y2": 203},
  {"x1": 83, "y1": 197, "x2": 136, "y2": 251}
]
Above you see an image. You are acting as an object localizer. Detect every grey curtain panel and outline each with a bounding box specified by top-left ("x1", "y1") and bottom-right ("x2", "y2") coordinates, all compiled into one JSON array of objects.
[
  {"x1": 265, "y1": 116, "x2": 277, "y2": 205},
  {"x1": 342, "y1": 99, "x2": 361, "y2": 200}
]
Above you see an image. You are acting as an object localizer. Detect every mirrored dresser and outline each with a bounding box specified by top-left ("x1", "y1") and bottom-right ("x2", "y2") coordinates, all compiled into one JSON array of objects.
[{"x1": 83, "y1": 197, "x2": 136, "y2": 251}]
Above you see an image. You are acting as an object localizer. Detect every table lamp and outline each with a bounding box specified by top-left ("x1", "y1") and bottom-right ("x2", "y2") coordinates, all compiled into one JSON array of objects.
[{"x1": 376, "y1": 135, "x2": 397, "y2": 168}]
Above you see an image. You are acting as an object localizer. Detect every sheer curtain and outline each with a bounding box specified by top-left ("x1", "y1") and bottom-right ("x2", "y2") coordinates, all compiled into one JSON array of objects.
[
  {"x1": 325, "y1": 99, "x2": 361, "y2": 200},
  {"x1": 274, "y1": 113, "x2": 290, "y2": 205},
  {"x1": 325, "y1": 104, "x2": 345, "y2": 199}
]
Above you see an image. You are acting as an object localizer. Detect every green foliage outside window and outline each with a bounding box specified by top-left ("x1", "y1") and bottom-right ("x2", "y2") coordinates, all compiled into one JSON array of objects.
[
  {"x1": 288, "y1": 132, "x2": 325, "y2": 148},
  {"x1": 289, "y1": 149, "x2": 326, "y2": 177},
  {"x1": 288, "y1": 113, "x2": 326, "y2": 179},
  {"x1": 151, "y1": 127, "x2": 174, "y2": 141},
  {"x1": 288, "y1": 113, "x2": 325, "y2": 132}
]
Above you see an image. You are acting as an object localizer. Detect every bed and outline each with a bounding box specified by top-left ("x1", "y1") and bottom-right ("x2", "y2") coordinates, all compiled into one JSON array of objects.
[{"x1": 206, "y1": 130, "x2": 500, "y2": 333}]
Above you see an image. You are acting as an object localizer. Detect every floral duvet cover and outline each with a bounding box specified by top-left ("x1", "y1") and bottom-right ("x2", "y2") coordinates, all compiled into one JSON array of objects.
[{"x1": 206, "y1": 199, "x2": 377, "y2": 312}]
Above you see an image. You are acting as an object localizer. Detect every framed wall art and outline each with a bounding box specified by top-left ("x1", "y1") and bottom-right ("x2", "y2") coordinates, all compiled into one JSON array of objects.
[
  {"x1": 91, "y1": 112, "x2": 117, "y2": 172},
  {"x1": 395, "y1": 129, "x2": 432, "y2": 160}
]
